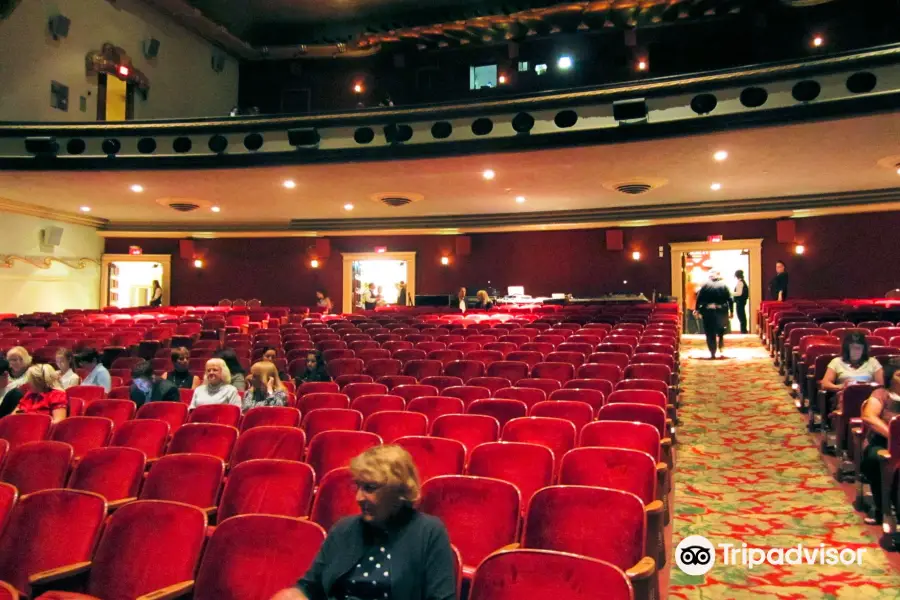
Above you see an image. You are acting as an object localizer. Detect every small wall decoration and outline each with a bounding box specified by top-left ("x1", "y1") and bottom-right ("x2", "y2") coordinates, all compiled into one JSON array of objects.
[{"x1": 85, "y1": 43, "x2": 150, "y2": 94}]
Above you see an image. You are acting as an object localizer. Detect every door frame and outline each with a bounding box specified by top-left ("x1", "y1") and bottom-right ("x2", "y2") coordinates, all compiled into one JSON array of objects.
[
  {"x1": 341, "y1": 252, "x2": 416, "y2": 314},
  {"x1": 100, "y1": 254, "x2": 171, "y2": 308},
  {"x1": 669, "y1": 239, "x2": 763, "y2": 334}
]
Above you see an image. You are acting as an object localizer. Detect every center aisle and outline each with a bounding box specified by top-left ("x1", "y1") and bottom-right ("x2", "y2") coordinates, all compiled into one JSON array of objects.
[{"x1": 668, "y1": 335, "x2": 900, "y2": 599}]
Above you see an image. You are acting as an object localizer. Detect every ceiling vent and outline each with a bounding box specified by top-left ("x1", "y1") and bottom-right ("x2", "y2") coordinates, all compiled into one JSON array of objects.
[
  {"x1": 379, "y1": 196, "x2": 413, "y2": 207},
  {"x1": 168, "y1": 202, "x2": 200, "y2": 212},
  {"x1": 614, "y1": 183, "x2": 653, "y2": 195},
  {"x1": 155, "y1": 197, "x2": 211, "y2": 212}
]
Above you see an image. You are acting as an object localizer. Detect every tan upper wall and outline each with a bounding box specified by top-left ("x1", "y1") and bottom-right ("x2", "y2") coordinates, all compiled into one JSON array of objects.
[{"x1": 0, "y1": 0, "x2": 239, "y2": 121}]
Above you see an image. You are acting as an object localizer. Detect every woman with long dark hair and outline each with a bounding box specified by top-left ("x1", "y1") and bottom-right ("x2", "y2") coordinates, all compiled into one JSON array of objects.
[
  {"x1": 150, "y1": 280, "x2": 163, "y2": 307},
  {"x1": 215, "y1": 348, "x2": 247, "y2": 392},
  {"x1": 821, "y1": 332, "x2": 884, "y2": 392}
]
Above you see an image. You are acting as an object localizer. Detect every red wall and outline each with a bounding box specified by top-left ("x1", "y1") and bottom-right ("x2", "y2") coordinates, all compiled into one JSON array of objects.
[{"x1": 104, "y1": 211, "x2": 900, "y2": 308}]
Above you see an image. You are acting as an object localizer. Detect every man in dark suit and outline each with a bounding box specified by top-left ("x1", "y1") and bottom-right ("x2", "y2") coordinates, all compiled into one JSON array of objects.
[
  {"x1": 129, "y1": 360, "x2": 179, "y2": 407},
  {"x1": 694, "y1": 270, "x2": 734, "y2": 359}
]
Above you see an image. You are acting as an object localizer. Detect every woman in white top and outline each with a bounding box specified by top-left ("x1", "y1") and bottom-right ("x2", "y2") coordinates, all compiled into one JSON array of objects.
[
  {"x1": 821, "y1": 332, "x2": 884, "y2": 392},
  {"x1": 189, "y1": 358, "x2": 241, "y2": 410},
  {"x1": 1, "y1": 346, "x2": 32, "y2": 402},
  {"x1": 55, "y1": 348, "x2": 81, "y2": 389}
]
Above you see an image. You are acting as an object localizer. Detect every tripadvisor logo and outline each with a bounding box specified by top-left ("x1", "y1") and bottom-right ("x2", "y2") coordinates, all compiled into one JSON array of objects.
[{"x1": 675, "y1": 536, "x2": 867, "y2": 574}]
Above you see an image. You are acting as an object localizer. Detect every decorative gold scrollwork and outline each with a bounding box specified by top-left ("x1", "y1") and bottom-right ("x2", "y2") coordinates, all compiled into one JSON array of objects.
[{"x1": 0, "y1": 256, "x2": 100, "y2": 270}]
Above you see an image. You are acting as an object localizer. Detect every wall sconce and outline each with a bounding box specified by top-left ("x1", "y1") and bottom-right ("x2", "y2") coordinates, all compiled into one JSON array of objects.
[
  {"x1": 440, "y1": 256, "x2": 450, "y2": 266},
  {"x1": 631, "y1": 251, "x2": 641, "y2": 261},
  {"x1": 193, "y1": 259, "x2": 204, "y2": 269},
  {"x1": 794, "y1": 245, "x2": 806, "y2": 255},
  {"x1": 310, "y1": 259, "x2": 320, "y2": 268}
]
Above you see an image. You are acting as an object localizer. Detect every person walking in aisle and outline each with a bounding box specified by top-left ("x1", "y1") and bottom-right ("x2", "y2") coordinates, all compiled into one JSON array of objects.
[
  {"x1": 769, "y1": 260, "x2": 789, "y2": 301},
  {"x1": 694, "y1": 270, "x2": 734, "y2": 359},
  {"x1": 733, "y1": 269, "x2": 749, "y2": 334}
]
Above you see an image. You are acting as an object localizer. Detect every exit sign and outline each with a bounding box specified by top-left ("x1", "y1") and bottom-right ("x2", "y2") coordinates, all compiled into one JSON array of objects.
[
  {"x1": 128, "y1": 246, "x2": 143, "y2": 255},
  {"x1": 375, "y1": 246, "x2": 387, "y2": 253},
  {"x1": 707, "y1": 235, "x2": 723, "y2": 243}
]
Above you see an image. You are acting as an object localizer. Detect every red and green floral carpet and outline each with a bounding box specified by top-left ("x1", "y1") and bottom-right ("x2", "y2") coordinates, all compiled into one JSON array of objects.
[{"x1": 668, "y1": 335, "x2": 900, "y2": 599}]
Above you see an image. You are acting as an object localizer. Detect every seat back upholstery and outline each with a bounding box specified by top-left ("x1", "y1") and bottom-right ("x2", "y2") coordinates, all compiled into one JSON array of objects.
[
  {"x1": 140, "y1": 453, "x2": 225, "y2": 510},
  {"x1": 218, "y1": 459, "x2": 316, "y2": 522},
  {"x1": 1, "y1": 440, "x2": 73, "y2": 495},
  {"x1": 67, "y1": 447, "x2": 146, "y2": 503},
  {"x1": 310, "y1": 467, "x2": 359, "y2": 531},
  {"x1": 231, "y1": 426, "x2": 307, "y2": 467}
]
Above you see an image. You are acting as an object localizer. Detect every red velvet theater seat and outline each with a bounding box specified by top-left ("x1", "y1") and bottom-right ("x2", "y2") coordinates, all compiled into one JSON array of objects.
[
  {"x1": 394, "y1": 436, "x2": 466, "y2": 484},
  {"x1": 430, "y1": 414, "x2": 500, "y2": 460},
  {"x1": 110, "y1": 419, "x2": 169, "y2": 460},
  {"x1": 66, "y1": 447, "x2": 145, "y2": 509},
  {"x1": 187, "y1": 403, "x2": 241, "y2": 428},
  {"x1": 49, "y1": 417, "x2": 113, "y2": 460},
  {"x1": 306, "y1": 430, "x2": 381, "y2": 482},
  {"x1": 167, "y1": 423, "x2": 238, "y2": 464},
  {"x1": 467, "y1": 399, "x2": 527, "y2": 431},
  {"x1": 363, "y1": 411, "x2": 428, "y2": 444},
  {"x1": 230, "y1": 426, "x2": 307, "y2": 467},
  {"x1": 82, "y1": 399, "x2": 136, "y2": 429},
  {"x1": 240, "y1": 406, "x2": 302, "y2": 432},
  {"x1": 407, "y1": 396, "x2": 465, "y2": 425},
  {"x1": 468, "y1": 441, "x2": 554, "y2": 515},
  {"x1": 310, "y1": 467, "x2": 358, "y2": 532},
  {"x1": 136, "y1": 401, "x2": 187, "y2": 436},
  {"x1": 35, "y1": 499, "x2": 207, "y2": 600},
  {"x1": 216, "y1": 459, "x2": 315, "y2": 522},
  {"x1": 301, "y1": 408, "x2": 362, "y2": 440},
  {"x1": 139, "y1": 453, "x2": 224, "y2": 513},
  {"x1": 0, "y1": 414, "x2": 52, "y2": 451},
  {"x1": 1, "y1": 441, "x2": 72, "y2": 495},
  {"x1": 501, "y1": 417, "x2": 577, "y2": 474}
]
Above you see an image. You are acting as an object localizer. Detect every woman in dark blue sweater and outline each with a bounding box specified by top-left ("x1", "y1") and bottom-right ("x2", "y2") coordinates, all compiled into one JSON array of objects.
[{"x1": 270, "y1": 445, "x2": 456, "y2": 600}]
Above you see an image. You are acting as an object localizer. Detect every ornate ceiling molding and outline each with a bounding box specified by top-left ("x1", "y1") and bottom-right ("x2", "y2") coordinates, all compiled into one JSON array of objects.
[{"x1": 0, "y1": 197, "x2": 109, "y2": 228}]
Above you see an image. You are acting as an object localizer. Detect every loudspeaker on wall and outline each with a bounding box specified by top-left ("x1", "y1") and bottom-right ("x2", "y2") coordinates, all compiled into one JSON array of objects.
[
  {"x1": 41, "y1": 226, "x2": 64, "y2": 247},
  {"x1": 606, "y1": 229, "x2": 624, "y2": 251},
  {"x1": 776, "y1": 220, "x2": 796, "y2": 244},
  {"x1": 455, "y1": 236, "x2": 471, "y2": 256},
  {"x1": 143, "y1": 38, "x2": 161, "y2": 59},
  {"x1": 315, "y1": 238, "x2": 331, "y2": 258},
  {"x1": 179, "y1": 239, "x2": 195, "y2": 260},
  {"x1": 48, "y1": 15, "x2": 70, "y2": 40}
]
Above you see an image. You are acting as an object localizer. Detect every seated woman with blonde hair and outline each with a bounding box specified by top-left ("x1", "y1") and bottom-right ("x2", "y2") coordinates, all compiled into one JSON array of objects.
[
  {"x1": 17, "y1": 364, "x2": 68, "y2": 424},
  {"x1": 243, "y1": 361, "x2": 288, "y2": 413},
  {"x1": 189, "y1": 358, "x2": 241, "y2": 410},
  {"x1": 270, "y1": 445, "x2": 456, "y2": 600},
  {"x1": 1, "y1": 346, "x2": 32, "y2": 402}
]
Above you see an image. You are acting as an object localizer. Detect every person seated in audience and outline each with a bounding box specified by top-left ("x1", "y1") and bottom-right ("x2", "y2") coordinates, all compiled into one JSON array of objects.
[
  {"x1": 457, "y1": 287, "x2": 467, "y2": 312},
  {"x1": 215, "y1": 348, "x2": 247, "y2": 391},
  {"x1": 269, "y1": 445, "x2": 456, "y2": 600},
  {"x1": 474, "y1": 289, "x2": 494, "y2": 310},
  {"x1": 260, "y1": 346, "x2": 289, "y2": 379},
  {"x1": 294, "y1": 351, "x2": 331, "y2": 385},
  {"x1": 129, "y1": 360, "x2": 179, "y2": 407},
  {"x1": 243, "y1": 361, "x2": 288, "y2": 413},
  {"x1": 162, "y1": 346, "x2": 201, "y2": 390},
  {"x1": 0, "y1": 359, "x2": 24, "y2": 418},
  {"x1": 316, "y1": 289, "x2": 334, "y2": 314},
  {"x1": 77, "y1": 348, "x2": 112, "y2": 392},
  {"x1": 860, "y1": 357, "x2": 900, "y2": 525},
  {"x1": 821, "y1": 332, "x2": 884, "y2": 412},
  {"x1": 1, "y1": 346, "x2": 32, "y2": 402},
  {"x1": 189, "y1": 358, "x2": 241, "y2": 410},
  {"x1": 16, "y1": 364, "x2": 67, "y2": 424},
  {"x1": 55, "y1": 348, "x2": 81, "y2": 389}
]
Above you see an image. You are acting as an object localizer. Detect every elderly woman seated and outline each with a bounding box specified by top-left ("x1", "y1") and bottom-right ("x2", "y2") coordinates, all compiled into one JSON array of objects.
[
  {"x1": 189, "y1": 358, "x2": 241, "y2": 410},
  {"x1": 270, "y1": 445, "x2": 456, "y2": 600}
]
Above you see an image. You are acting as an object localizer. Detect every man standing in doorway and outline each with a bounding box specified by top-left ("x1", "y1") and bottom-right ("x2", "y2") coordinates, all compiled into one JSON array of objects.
[
  {"x1": 734, "y1": 269, "x2": 749, "y2": 334},
  {"x1": 362, "y1": 283, "x2": 377, "y2": 310},
  {"x1": 769, "y1": 260, "x2": 789, "y2": 301},
  {"x1": 694, "y1": 270, "x2": 733, "y2": 359}
]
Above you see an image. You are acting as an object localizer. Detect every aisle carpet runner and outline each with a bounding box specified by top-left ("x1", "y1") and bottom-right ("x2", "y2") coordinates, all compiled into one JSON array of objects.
[{"x1": 668, "y1": 336, "x2": 900, "y2": 599}]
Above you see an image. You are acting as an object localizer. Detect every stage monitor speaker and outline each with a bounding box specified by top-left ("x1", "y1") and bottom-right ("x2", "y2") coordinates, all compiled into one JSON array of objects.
[
  {"x1": 776, "y1": 220, "x2": 796, "y2": 244},
  {"x1": 143, "y1": 38, "x2": 160, "y2": 59},
  {"x1": 455, "y1": 236, "x2": 471, "y2": 256},
  {"x1": 48, "y1": 15, "x2": 70, "y2": 40},
  {"x1": 179, "y1": 239, "x2": 195, "y2": 260},
  {"x1": 316, "y1": 238, "x2": 331, "y2": 258},
  {"x1": 606, "y1": 229, "x2": 624, "y2": 251},
  {"x1": 41, "y1": 226, "x2": 64, "y2": 247},
  {"x1": 612, "y1": 99, "x2": 648, "y2": 124}
]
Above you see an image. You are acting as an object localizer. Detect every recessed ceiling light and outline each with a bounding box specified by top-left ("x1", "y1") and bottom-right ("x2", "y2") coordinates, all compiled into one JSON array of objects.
[
  {"x1": 130, "y1": 184, "x2": 144, "y2": 193},
  {"x1": 637, "y1": 60, "x2": 647, "y2": 71},
  {"x1": 211, "y1": 206, "x2": 221, "y2": 213},
  {"x1": 713, "y1": 150, "x2": 728, "y2": 161},
  {"x1": 710, "y1": 183, "x2": 722, "y2": 191},
  {"x1": 343, "y1": 203, "x2": 354, "y2": 211},
  {"x1": 812, "y1": 35, "x2": 824, "y2": 47},
  {"x1": 79, "y1": 206, "x2": 91, "y2": 212},
  {"x1": 283, "y1": 180, "x2": 296, "y2": 189},
  {"x1": 896, "y1": 167, "x2": 900, "y2": 175},
  {"x1": 557, "y1": 56, "x2": 573, "y2": 70},
  {"x1": 515, "y1": 196, "x2": 526, "y2": 204},
  {"x1": 482, "y1": 169, "x2": 495, "y2": 180}
]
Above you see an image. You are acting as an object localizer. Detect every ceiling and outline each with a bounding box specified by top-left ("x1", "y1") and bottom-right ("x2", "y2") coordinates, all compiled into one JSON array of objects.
[{"x1": 1, "y1": 110, "x2": 899, "y2": 231}]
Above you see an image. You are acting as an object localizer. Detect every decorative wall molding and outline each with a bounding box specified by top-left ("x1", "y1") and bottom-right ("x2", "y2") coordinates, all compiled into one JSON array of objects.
[
  {"x1": 0, "y1": 255, "x2": 101, "y2": 270},
  {"x1": 0, "y1": 197, "x2": 108, "y2": 228}
]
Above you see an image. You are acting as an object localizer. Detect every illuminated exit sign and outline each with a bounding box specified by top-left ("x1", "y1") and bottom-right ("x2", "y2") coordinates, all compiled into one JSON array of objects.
[
  {"x1": 707, "y1": 235, "x2": 723, "y2": 243},
  {"x1": 375, "y1": 246, "x2": 387, "y2": 253},
  {"x1": 128, "y1": 246, "x2": 143, "y2": 255}
]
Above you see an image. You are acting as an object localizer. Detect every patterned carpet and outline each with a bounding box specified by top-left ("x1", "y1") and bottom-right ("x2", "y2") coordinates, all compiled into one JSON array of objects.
[{"x1": 668, "y1": 335, "x2": 900, "y2": 600}]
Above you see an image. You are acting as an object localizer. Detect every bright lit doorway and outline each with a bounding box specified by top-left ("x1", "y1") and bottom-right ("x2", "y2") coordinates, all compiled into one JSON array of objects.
[
  {"x1": 100, "y1": 254, "x2": 171, "y2": 308},
  {"x1": 341, "y1": 252, "x2": 416, "y2": 314},
  {"x1": 669, "y1": 239, "x2": 762, "y2": 334}
]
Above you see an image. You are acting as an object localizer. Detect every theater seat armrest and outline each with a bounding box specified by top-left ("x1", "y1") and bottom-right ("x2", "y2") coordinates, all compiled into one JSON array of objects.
[
  {"x1": 204, "y1": 506, "x2": 218, "y2": 518},
  {"x1": 107, "y1": 497, "x2": 136, "y2": 511},
  {"x1": 498, "y1": 543, "x2": 520, "y2": 552},
  {"x1": 137, "y1": 580, "x2": 195, "y2": 600},
  {"x1": 625, "y1": 556, "x2": 657, "y2": 580},
  {"x1": 645, "y1": 500, "x2": 664, "y2": 515},
  {"x1": 29, "y1": 561, "x2": 92, "y2": 586},
  {"x1": 849, "y1": 418, "x2": 862, "y2": 427}
]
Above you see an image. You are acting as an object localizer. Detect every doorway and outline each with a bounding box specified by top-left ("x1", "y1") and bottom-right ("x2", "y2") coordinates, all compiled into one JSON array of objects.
[
  {"x1": 669, "y1": 239, "x2": 762, "y2": 334},
  {"x1": 100, "y1": 254, "x2": 171, "y2": 308},
  {"x1": 341, "y1": 252, "x2": 416, "y2": 314}
]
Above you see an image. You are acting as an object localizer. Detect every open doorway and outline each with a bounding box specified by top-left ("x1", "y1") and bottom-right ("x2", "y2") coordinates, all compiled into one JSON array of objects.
[
  {"x1": 341, "y1": 252, "x2": 416, "y2": 314},
  {"x1": 669, "y1": 239, "x2": 762, "y2": 334},
  {"x1": 100, "y1": 254, "x2": 171, "y2": 308}
]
